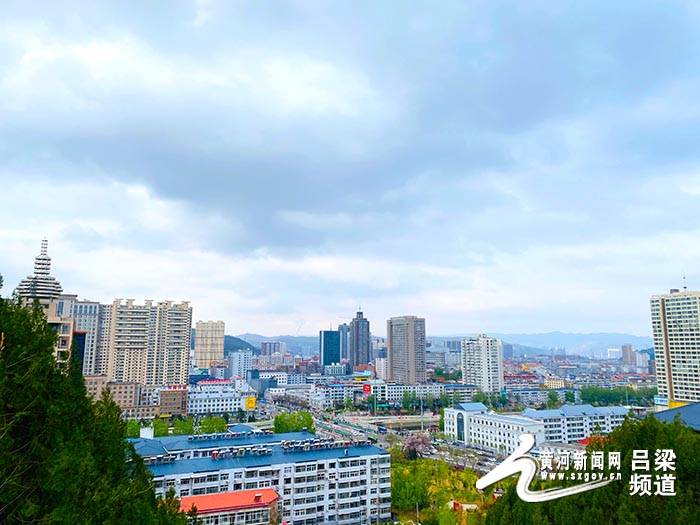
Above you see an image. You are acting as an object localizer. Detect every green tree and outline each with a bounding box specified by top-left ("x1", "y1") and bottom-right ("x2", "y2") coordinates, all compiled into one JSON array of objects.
[
  {"x1": 344, "y1": 396, "x2": 354, "y2": 410},
  {"x1": 273, "y1": 411, "x2": 315, "y2": 433},
  {"x1": 0, "y1": 297, "x2": 187, "y2": 523},
  {"x1": 485, "y1": 416, "x2": 700, "y2": 525},
  {"x1": 546, "y1": 389, "x2": 560, "y2": 408},
  {"x1": 126, "y1": 419, "x2": 142, "y2": 438},
  {"x1": 366, "y1": 394, "x2": 377, "y2": 413},
  {"x1": 564, "y1": 390, "x2": 575, "y2": 403},
  {"x1": 472, "y1": 391, "x2": 490, "y2": 408},
  {"x1": 172, "y1": 417, "x2": 195, "y2": 435},
  {"x1": 153, "y1": 417, "x2": 170, "y2": 437},
  {"x1": 199, "y1": 416, "x2": 227, "y2": 434}
]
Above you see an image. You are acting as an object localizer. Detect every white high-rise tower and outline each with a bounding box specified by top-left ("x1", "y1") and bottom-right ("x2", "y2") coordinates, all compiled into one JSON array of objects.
[{"x1": 461, "y1": 334, "x2": 504, "y2": 393}]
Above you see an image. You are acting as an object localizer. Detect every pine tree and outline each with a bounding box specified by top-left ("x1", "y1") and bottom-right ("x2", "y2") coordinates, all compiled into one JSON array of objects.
[{"x1": 0, "y1": 297, "x2": 187, "y2": 524}]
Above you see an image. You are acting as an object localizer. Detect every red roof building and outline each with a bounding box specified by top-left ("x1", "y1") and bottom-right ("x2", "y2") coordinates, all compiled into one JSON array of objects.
[{"x1": 180, "y1": 488, "x2": 279, "y2": 525}]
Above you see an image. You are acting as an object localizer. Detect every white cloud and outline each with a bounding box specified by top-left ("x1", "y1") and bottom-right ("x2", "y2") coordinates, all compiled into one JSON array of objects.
[{"x1": 0, "y1": 24, "x2": 388, "y2": 120}]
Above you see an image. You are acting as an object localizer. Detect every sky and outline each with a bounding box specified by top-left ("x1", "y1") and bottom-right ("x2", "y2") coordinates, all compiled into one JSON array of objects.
[{"x1": 2, "y1": 1, "x2": 700, "y2": 337}]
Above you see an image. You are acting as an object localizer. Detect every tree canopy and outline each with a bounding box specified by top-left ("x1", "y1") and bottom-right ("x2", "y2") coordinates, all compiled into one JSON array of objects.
[
  {"x1": 485, "y1": 415, "x2": 700, "y2": 525},
  {"x1": 0, "y1": 297, "x2": 186, "y2": 523},
  {"x1": 580, "y1": 386, "x2": 657, "y2": 406},
  {"x1": 273, "y1": 411, "x2": 314, "y2": 433}
]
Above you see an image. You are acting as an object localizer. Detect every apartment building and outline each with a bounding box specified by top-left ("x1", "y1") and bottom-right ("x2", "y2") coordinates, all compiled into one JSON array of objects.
[
  {"x1": 444, "y1": 403, "x2": 545, "y2": 454},
  {"x1": 194, "y1": 320, "x2": 225, "y2": 369},
  {"x1": 132, "y1": 431, "x2": 391, "y2": 525},
  {"x1": 188, "y1": 379, "x2": 257, "y2": 416},
  {"x1": 461, "y1": 334, "x2": 504, "y2": 393},
  {"x1": 522, "y1": 404, "x2": 629, "y2": 443},
  {"x1": 387, "y1": 316, "x2": 426, "y2": 384},
  {"x1": 368, "y1": 381, "x2": 444, "y2": 404},
  {"x1": 103, "y1": 299, "x2": 192, "y2": 385},
  {"x1": 651, "y1": 288, "x2": 700, "y2": 407},
  {"x1": 228, "y1": 350, "x2": 253, "y2": 379}
]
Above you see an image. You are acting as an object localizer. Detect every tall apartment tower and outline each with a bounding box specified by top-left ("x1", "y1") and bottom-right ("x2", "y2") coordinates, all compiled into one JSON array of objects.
[
  {"x1": 319, "y1": 330, "x2": 341, "y2": 368},
  {"x1": 71, "y1": 300, "x2": 109, "y2": 375},
  {"x1": 194, "y1": 320, "x2": 225, "y2": 368},
  {"x1": 651, "y1": 288, "x2": 700, "y2": 407},
  {"x1": 621, "y1": 344, "x2": 636, "y2": 366},
  {"x1": 260, "y1": 341, "x2": 283, "y2": 356},
  {"x1": 387, "y1": 315, "x2": 426, "y2": 384},
  {"x1": 104, "y1": 299, "x2": 192, "y2": 385},
  {"x1": 461, "y1": 334, "x2": 504, "y2": 393},
  {"x1": 228, "y1": 350, "x2": 253, "y2": 379},
  {"x1": 349, "y1": 311, "x2": 371, "y2": 368},
  {"x1": 338, "y1": 323, "x2": 350, "y2": 361}
]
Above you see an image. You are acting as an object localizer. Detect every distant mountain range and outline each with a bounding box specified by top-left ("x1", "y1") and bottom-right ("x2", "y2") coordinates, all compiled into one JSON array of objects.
[
  {"x1": 234, "y1": 331, "x2": 653, "y2": 358},
  {"x1": 236, "y1": 333, "x2": 318, "y2": 356},
  {"x1": 431, "y1": 332, "x2": 653, "y2": 356}
]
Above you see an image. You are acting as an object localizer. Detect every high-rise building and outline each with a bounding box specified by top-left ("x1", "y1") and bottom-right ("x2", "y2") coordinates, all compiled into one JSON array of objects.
[
  {"x1": 375, "y1": 356, "x2": 389, "y2": 380},
  {"x1": 228, "y1": 350, "x2": 253, "y2": 379},
  {"x1": 15, "y1": 239, "x2": 63, "y2": 301},
  {"x1": 387, "y1": 315, "x2": 426, "y2": 384},
  {"x1": 338, "y1": 323, "x2": 350, "y2": 361},
  {"x1": 15, "y1": 240, "x2": 76, "y2": 366},
  {"x1": 461, "y1": 334, "x2": 504, "y2": 393},
  {"x1": 103, "y1": 299, "x2": 192, "y2": 385},
  {"x1": 194, "y1": 320, "x2": 225, "y2": 368},
  {"x1": 72, "y1": 300, "x2": 108, "y2": 375},
  {"x1": 651, "y1": 288, "x2": 700, "y2": 407},
  {"x1": 622, "y1": 344, "x2": 636, "y2": 366},
  {"x1": 349, "y1": 311, "x2": 371, "y2": 368},
  {"x1": 260, "y1": 341, "x2": 284, "y2": 356},
  {"x1": 319, "y1": 329, "x2": 341, "y2": 367}
]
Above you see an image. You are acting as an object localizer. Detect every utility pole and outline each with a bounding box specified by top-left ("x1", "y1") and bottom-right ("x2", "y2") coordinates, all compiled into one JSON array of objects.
[{"x1": 420, "y1": 397, "x2": 424, "y2": 432}]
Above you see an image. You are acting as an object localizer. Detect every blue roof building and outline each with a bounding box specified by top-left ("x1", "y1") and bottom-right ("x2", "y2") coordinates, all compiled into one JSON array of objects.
[{"x1": 133, "y1": 430, "x2": 391, "y2": 525}]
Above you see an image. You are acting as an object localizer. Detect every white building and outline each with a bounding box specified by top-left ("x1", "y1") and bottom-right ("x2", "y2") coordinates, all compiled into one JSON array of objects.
[
  {"x1": 133, "y1": 431, "x2": 392, "y2": 525},
  {"x1": 71, "y1": 299, "x2": 107, "y2": 375},
  {"x1": 461, "y1": 334, "x2": 504, "y2": 393},
  {"x1": 651, "y1": 288, "x2": 700, "y2": 407},
  {"x1": 228, "y1": 350, "x2": 253, "y2": 379},
  {"x1": 444, "y1": 403, "x2": 545, "y2": 454},
  {"x1": 188, "y1": 380, "x2": 256, "y2": 415},
  {"x1": 522, "y1": 405, "x2": 629, "y2": 443},
  {"x1": 323, "y1": 363, "x2": 347, "y2": 376},
  {"x1": 368, "y1": 381, "x2": 444, "y2": 404},
  {"x1": 374, "y1": 357, "x2": 389, "y2": 380}
]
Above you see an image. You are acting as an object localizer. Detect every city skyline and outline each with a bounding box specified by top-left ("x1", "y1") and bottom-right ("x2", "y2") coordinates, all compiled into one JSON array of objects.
[{"x1": 4, "y1": 3, "x2": 700, "y2": 336}]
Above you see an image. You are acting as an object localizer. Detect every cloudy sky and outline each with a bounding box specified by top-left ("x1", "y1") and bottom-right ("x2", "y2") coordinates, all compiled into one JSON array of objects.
[{"x1": 2, "y1": 1, "x2": 700, "y2": 337}]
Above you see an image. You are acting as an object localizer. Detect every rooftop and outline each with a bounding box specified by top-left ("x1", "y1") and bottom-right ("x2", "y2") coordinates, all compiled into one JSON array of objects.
[
  {"x1": 653, "y1": 402, "x2": 700, "y2": 431},
  {"x1": 455, "y1": 402, "x2": 488, "y2": 412},
  {"x1": 129, "y1": 430, "x2": 315, "y2": 456},
  {"x1": 180, "y1": 488, "x2": 278, "y2": 514},
  {"x1": 522, "y1": 404, "x2": 630, "y2": 419},
  {"x1": 148, "y1": 441, "x2": 388, "y2": 477}
]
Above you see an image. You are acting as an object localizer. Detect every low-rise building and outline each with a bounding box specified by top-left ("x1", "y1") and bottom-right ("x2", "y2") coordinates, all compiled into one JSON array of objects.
[
  {"x1": 444, "y1": 403, "x2": 545, "y2": 454},
  {"x1": 179, "y1": 488, "x2": 279, "y2": 525},
  {"x1": 188, "y1": 379, "x2": 257, "y2": 416},
  {"x1": 522, "y1": 404, "x2": 629, "y2": 443},
  {"x1": 132, "y1": 431, "x2": 391, "y2": 525},
  {"x1": 368, "y1": 382, "x2": 444, "y2": 404}
]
